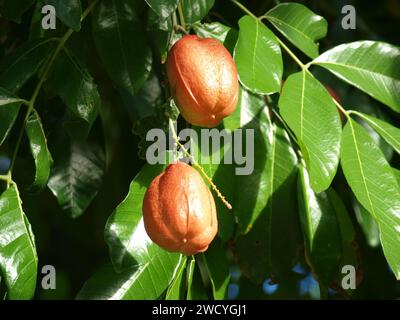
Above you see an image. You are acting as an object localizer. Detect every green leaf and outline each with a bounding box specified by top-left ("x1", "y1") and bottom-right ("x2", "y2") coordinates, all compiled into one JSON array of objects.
[
  {"x1": 186, "y1": 257, "x2": 208, "y2": 300},
  {"x1": 182, "y1": 0, "x2": 214, "y2": 24},
  {"x1": 25, "y1": 111, "x2": 53, "y2": 189},
  {"x1": 297, "y1": 165, "x2": 342, "y2": 286},
  {"x1": 192, "y1": 22, "x2": 230, "y2": 43},
  {"x1": 234, "y1": 15, "x2": 282, "y2": 94},
  {"x1": 0, "y1": 0, "x2": 35, "y2": 23},
  {"x1": 165, "y1": 255, "x2": 187, "y2": 300},
  {"x1": 0, "y1": 184, "x2": 38, "y2": 300},
  {"x1": 147, "y1": 12, "x2": 173, "y2": 63},
  {"x1": 313, "y1": 41, "x2": 400, "y2": 112},
  {"x1": 341, "y1": 119, "x2": 400, "y2": 279},
  {"x1": 203, "y1": 239, "x2": 230, "y2": 300},
  {"x1": 0, "y1": 38, "x2": 56, "y2": 93},
  {"x1": 105, "y1": 160, "x2": 171, "y2": 271},
  {"x1": 0, "y1": 87, "x2": 23, "y2": 145},
  {"x1": 48, "y1": 138, "x2": 105, "y2": 218},
  {"x1": 52, "y1": 49, "x2": 99, "y2": 138},
  {"x1": 77, "y1": 254, "x2": 183, "y2": 299},
  {"x1": 231, "y1": 88, "x2": 273, "y2": 234},
  {"x1": 86, "y1": 155, "x2": 182, "y2": 300},
  {"x1": 145, "y1": 0, "x2": 178, "y2": 19},
  {"x1": 46, "y1": 0, "x2": 82, "y2": 31},
  {"x1": 92, "y1": 0, "x2": 152, "y2": 94},
  {"x1": 192, "y1": 22, "x2": 238, "y2": 54},
  {"x1": 234, "y1": 123, "x2": 301, "y2": 283},
  {"x1": 351, "y1": 111, "x2": 400, "y2": 155},
  {"x1": 394, "y1": 168, "x2": 400, "y2": 186},
  {"x1": 189, "y1": 126, "x2": 235, "y2": 241},
  {"x1": 265, "y1": 3, "x2": 327, "y2": 59},
  {"x1": 279, "y1": 71, "x2": 342, "y2": 192},
  {"x1": 353, "y1": 199, "x2": 380, "y2": 247}
]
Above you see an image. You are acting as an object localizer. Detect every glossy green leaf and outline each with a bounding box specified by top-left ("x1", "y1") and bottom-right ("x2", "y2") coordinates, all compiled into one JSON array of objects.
[
  {"x1": 0, "y1": 0, "x2": 35, "y2": 23},
  {"x1": 92, "y1": 0, "x2": 152, "y2": 94},
  {"x1": 234, "y1": 123, "x2": 301, "y2": 282},
  {"x1": 186, "y1": 257, "x2": 208, "y2": 300},
  {"x1": 46, "y1": 0, "x2": 82, "y2": 31},
  {"x1": 279, "y1": 71, "x2": 342, "y2": 192},
  {"x1": 265, "y1": 3, "x2": 327, "y2": 59},
  {"x1": 351, "y1": 111, "x2": 400, "y2": 155},
  {"x1": 232, "y1": 89, "x2": 273, "y2": 234},
  {"x1": 190, "y1": 126, "x2": 235, "y2": 241},
  {"x1": 77, "y1": 254, "x2": 183, "y2": 299},
  {"x1": 52, "y1": 49, "x2": 99, "y2": 138},
  {"x1": 234, "y1": 15, "x2": 282, "y2": 94},
  {"x1": 341, "y1": 119, "x2": 400, "y2": 279},
  {"x1": 147, "y1": 11, "x2": 173, "y2": 63},
  {"x1": 182, "y1": 0, "x2": 214, "y2": 24},
  {"x1": 0, "y1": 184, "x2": 38, "y2": 300},
  {"x1": 313, "y1": 41, "x2": 400, "y2": 112},
  {"x1": 145, "y1": 0, "x2": 178, "y2": 19},
  {"x1": 90, "y1": 156, "x2": 182, "y2": 299},
  {"x1": 394, "y1": 168, "x2": 400, "y2": 186},
  {"x1": 48, "y1": 138, "x2": 105, "y2": 218},
  {"x1": 353, "y1": 199, "x2": 380, "y2": 247},
  {"x1": 192, "y1": 22, "x2": 238, "y2": 53},
  {"x1": 165, "y1": 256, "x2": 187, "y2": 300},
  {"x1": 298, "y1": 165, "x2": 342, "y2": 285},
  {"x1": 0, "y1": 38, "x2": 55, "y2": 93},
  {"x1": 203, "y1": 239, "x2": 230, "y2": 300},
  {"x1": 347, "y1": 96, "x2": 394, "y2": 161},
  {"x1": 25, "y1": 111, "x2": 53, "y2": 189},
  {"x1": 105, "y1": 160, "x2": 171, "y2": 271},
  {"x1": 0, "y1": 87, "x2": 23, "y2": 145}
]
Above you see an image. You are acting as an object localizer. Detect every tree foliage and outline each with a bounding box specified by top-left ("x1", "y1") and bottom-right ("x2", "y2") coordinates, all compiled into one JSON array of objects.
[{"x1": 0, "y1": 0, "x2": 399, "y2": 300}]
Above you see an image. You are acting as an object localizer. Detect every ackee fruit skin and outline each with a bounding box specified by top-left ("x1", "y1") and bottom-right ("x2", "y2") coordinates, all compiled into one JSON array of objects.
[
  {"x1": 166, "y1": 35, "x2": 239, "y2": 128},
  {"x1": 143, "y1": 162, "x2": 218, "y2": 255}
]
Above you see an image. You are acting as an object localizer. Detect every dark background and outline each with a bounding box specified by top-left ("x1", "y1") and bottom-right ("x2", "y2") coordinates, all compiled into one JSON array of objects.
[{"x1": 0, "y1": 0, "x2": 399, "y2": 299}]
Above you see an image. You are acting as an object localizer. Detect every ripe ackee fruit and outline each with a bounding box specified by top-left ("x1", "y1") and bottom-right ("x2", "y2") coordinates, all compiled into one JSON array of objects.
[
  {"x1": 142, "y1": 162, "x2": 218, "y2": 255},
  {"x1": 166, "y1": 35, "x2": 239, "y2": 128}
]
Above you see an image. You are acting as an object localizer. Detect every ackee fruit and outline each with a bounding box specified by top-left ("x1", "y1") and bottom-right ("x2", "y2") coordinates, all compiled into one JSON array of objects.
[
  {"x1": 166, "y1": 35, "x2": 239, "y2": 128},
  {"x1": 143, "y1": 162, "x2": 218, "y2": 255}
]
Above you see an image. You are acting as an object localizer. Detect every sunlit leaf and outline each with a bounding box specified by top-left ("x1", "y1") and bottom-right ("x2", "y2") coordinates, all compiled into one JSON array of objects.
[
  {"x1": 165, "y1": 255, "x2": 187, "y2": 300},
  {"x1": 341, "y1": 119, "x2": 400, "y2": 279},
  {"x1": 234, "y1": 15, "x2": 282, "y2": 94},
  {"x1": 313, "y1": 41, "x2": 400, "y2": 112},
  {"x1": 265, "y1": 2, "x2": 327, "y2": 58},
  {"x1": 351, "y1": 111, "x2": 400, "y2": 155},
  {"x1": 186, "y1": 257, "x2": 208, "y2": 300},
  {"x1": 0, "y1": 184, "x2": 38, "y2": 300},
  {"x1": 279, "y1": 71, "x2": 341, "y2": 192}
]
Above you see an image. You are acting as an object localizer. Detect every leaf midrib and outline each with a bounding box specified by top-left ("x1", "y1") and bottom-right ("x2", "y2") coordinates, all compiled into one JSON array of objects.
[{"x1": 348, "y1": 120, "x2": 377, "y2": 219}]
